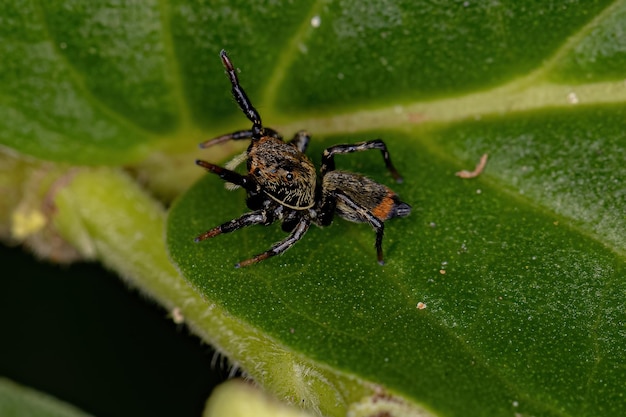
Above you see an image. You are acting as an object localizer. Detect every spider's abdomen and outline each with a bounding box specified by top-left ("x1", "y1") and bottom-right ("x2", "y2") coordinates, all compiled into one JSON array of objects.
[
  {"x1": 248, "y1": 136, "x2": 317, "y2": 209},
  {"x1": 323, "y1": 170, "x2": 411, "y2": 222}
]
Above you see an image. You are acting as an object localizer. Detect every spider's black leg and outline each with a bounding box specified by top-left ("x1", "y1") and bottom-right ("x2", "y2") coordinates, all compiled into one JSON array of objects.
[
  {"x1": 236, "y1": 217, "x2": 311, "y2": 268},
  {"x1": 194, "y1": 210, "x2": 270, "y2": 242},
  {"x1": 287, "y1": 130, "x2": 311, "y2": 153},
  {"x1": 316, "y1": 190, "x2": 336, "y2": 227},
  {"x1": 334, "y1": 190, "x2": 386, "y2": 265},
  {"x1": 220, "y1": 50, "x2": 263, "y2": 136},
  {"x1": 199, "y1": 127, "x2": 283, "y2": 148},
  {"x1": 196, "y1": 160, "x2": 256, "y2": 192},
  {"x1": 320, "y1": 139, "x2": 403, "y2": 183},
  {"x1": 199, "y1": 129, "x2": 253, "y2": 148}
]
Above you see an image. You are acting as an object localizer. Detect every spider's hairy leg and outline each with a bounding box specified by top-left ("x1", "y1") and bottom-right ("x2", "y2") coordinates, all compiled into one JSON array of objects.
[
  {"x1": 287, "y1": 130, "x2": 311, "y2": 153},
  {"x1": 320, "y1": 139, "x2": 403, "y2": 183},
  {"x1": 334, "y1": 190, "x2": 386, "y2": 265},
  {"x1": 199, "y1": 129, "x2": 254, "y2": 148},
  {"x1": 236, "y1": 218, "x2": 311, "y2": 268},
  {"x1": 220, "y1": 49, "x2": 262, "y2": 134},
  {"x1": 195, "y1": 160, "x2": 256, "y2": 191},
  {"x1": 199, "y1": 127, "x2": 283, "y2": 148},
  {"x1": 194, "y1": 211, "x2": 269, "y2": 242}
]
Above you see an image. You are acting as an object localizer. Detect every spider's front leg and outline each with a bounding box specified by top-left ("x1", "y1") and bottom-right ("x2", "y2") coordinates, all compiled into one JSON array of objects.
[
  {"x1": 320, "y1": 139, "x2": 403, "y2": 183},
  {"x1": 194, "y1": 211, "x2": 270, "y2": 242},
  {"x1": 199, "y1": 129, "x2": 254, "y2": 148},
  {"x1": 236, "y1": 217, "x2": 311, "y2": 268},
  {"x1": 194, "y1": 160, "x2": 269, "y2": 242},
  {"x1": 220, "y1": 49, "x2": 263, "y2": 135},
  {"x1": 195, "y1": 160, "x2": 258, "y2": 191},
  {"x1": 198, "y1": 127, "x2": 283, "y2": 148}
]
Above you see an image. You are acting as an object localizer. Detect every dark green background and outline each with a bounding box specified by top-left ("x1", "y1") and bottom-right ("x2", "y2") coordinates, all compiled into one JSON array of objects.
[{"x1": 0, "y1": 245, "x2": 225, "y2": 417}]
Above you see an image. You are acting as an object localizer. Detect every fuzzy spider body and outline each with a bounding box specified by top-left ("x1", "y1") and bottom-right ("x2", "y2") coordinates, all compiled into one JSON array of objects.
[
  {"x1": 247, "y1": 135, "x2": 317, "y2": 210},
  {"x1": 195, "y1": 50, "x2": 411, "y2": 267},
  {"x1": 322, "y1": 171, "x2": 410, "y2": 223}
]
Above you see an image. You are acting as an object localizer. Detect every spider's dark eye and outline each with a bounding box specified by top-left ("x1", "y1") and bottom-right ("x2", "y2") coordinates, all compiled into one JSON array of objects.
[
  {"x1": 253, "y1": 168, "x2": 262, "y2": 176},
  {"x1": 285, "y1": 172, "x2": 294, "y2": 181}
]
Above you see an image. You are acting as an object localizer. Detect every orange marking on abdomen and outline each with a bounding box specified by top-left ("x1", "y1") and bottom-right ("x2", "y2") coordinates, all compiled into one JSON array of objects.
[{"x1": 371, "y1": 191, "x2": 396, "y2": 220}]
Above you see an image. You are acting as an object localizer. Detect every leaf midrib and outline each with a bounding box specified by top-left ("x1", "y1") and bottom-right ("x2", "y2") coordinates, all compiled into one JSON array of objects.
[
  {"x1": 267, "y1": 0, "x2": 625, "y2": 129},
  {"x1": 151, "y1": 0, "x2": 625, "y2": 156}
]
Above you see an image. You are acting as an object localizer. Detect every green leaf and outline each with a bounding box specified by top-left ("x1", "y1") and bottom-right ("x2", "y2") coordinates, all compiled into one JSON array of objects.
[
  {"x1": 1, "y1": 2, "x2": 158, "y2": 163},
  {"x1": 0, "y1": 0, "x2": 327, "y2": 163},
  {"x1": 164, "y1": 1, "x2": 625, "y2": 416},
  {"x1": 168, "y1": 125, "x2": 624, "y2": 416},
  {"x1": 0, "y1": 378, "x2": 93, "y2": 417},
  {"x1": 273, "y1": 0, "x2": 620, "y2": 111},
  {"x1": 2, "y1": 1, "x2": 625, "y2": 416}
]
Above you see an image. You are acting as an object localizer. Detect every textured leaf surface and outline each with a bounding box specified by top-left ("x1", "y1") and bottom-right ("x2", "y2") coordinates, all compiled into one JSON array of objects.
[
  {"x1": 165, "y1": 1, "x2": 626, "y2": 415},
  {"x1": 169, "y1": 126, "x2": 624, "y2": 416},
  {"x1": 1, "y1": 1, "x2": 625, "y2": 416}
]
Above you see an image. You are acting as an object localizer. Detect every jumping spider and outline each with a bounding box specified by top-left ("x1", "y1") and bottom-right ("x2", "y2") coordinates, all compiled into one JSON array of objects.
[{"x1": 195, "y1": 50, "x2": 411, "y2": 268}]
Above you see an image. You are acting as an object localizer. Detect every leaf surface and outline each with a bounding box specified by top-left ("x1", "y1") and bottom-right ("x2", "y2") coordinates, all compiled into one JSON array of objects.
[{"x1": 1, "y1": 1, "x2": 625, "y2": 416}]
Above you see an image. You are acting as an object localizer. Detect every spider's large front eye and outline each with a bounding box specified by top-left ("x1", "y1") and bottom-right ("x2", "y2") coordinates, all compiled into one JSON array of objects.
[{"x1": 285, "y1": 172, "x2": 294, "y2": 181}]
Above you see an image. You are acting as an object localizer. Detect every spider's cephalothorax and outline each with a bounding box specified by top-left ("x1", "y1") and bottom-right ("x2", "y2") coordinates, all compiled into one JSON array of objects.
[{"x1": 195, "y1": 50, "x2": 411, "y2": 268}]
